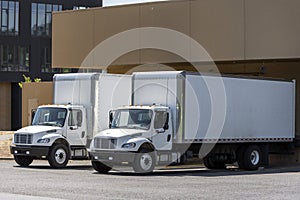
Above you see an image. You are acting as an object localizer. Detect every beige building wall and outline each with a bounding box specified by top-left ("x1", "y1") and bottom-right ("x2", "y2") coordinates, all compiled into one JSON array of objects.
[
  {"x1": 245, "y1": 0, "x2": 300, "y2": 59},
  {"x1": 191, "y1": 0, "x2": 245, "y2": 61},
  {"x1": 22, "y1": 82, "x2": 53, "y2": 127},
  {"x1": 52, "y1": 0, "x2": 300, "y2": 68},
  {"x1": 0, "y1": 83, "x2": 11, "y2": 131},
  {"x1": 140, "y1": 1, "x2": 190, "y2": 64},
  {"x1": 52, "y1": 9, "x2": 95, "y2": 68}
]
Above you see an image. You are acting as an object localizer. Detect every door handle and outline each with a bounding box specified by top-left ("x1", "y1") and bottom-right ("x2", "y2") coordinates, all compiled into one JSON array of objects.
[
  {"x1": 167, "y1": 134, "x2": 171, "y2": 142},
  {"x1": 81, "y1": 131, "x2": 85, "y2": 138}
]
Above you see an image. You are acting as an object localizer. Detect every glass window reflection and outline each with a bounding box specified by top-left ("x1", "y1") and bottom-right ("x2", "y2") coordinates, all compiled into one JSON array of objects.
[
  {"x1": 31, "y1": 3, "x2": 62, "y2": 36},
  {"x1": 0, "y1": 0, "x2": 18, "y2": 35}
]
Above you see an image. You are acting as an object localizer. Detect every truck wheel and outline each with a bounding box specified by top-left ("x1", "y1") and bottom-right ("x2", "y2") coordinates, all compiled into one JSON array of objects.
[
  {"x1": 133, "y1": 149, "x2": 156, "y2": 173},
  {"x1": 48, "y1": 144, "x2": 69, "y2": 168},
  {"x1": 203, "y1": 157, "x2": 226, "y2": 169},
  {"x1": 241, "y1": 145, "x2": 262, "y2": 170},
  {"x1": 91, "y1": 161, "x2": 112, "y2": 173},
  {"x1": 14, "y1": 155, "x2": 33, "y2": 167},
  {"x1": 179, "y1": 153, "x2": 187, "y2": 165}
]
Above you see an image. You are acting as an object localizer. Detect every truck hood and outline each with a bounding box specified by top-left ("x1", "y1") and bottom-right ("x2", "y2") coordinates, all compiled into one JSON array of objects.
[
  {"x1": 15, "y1": 125, "x2": 62, "y2": 134},
  {"x1": 95, "y1": 128, "x2": 148, "y2": 138}
]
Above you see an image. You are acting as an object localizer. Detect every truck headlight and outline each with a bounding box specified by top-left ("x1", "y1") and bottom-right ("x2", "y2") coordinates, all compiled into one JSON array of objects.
[
  {"x1": 121, "y1": 142, "x2": 136, "y2": 149},
  {"x1": 37, "y1": 138, "x2": 50, "y2": 143}
]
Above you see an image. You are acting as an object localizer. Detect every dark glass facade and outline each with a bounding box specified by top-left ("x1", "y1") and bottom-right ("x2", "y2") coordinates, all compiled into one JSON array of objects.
[{"x1": 0, "y1": 0, "x2": 103, "y2": 130}]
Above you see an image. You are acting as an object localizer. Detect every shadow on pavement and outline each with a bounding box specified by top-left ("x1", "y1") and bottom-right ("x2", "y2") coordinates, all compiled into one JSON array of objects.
[
  {"x1": 10, "y1": 159, "x2": 300, "y2": 177},
  {"x1": 92, "y1": 165, "x2": 300, "y2": 177},
  {"x1": 13, "y1": 165, "x2": 92, "y2": 171}
]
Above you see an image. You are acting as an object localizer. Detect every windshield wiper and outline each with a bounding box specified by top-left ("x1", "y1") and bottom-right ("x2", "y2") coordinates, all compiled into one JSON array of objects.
[{"x1": 36, "y1": 122, "x2": 59, "y2": 127}]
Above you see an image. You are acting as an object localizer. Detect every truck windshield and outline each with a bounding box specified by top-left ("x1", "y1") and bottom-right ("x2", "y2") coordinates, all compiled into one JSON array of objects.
[
  {"x1": 32, "y1": 108, "x2": 67, "y2": 127},
  {"x1": 111, "y1": 109, "x2": 153, "y2": 130}
]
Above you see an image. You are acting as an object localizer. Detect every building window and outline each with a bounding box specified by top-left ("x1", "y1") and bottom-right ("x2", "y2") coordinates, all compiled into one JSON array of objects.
[
  {"x1": 0, "y1": 44, "x2": 29, "y2": 71},
  {"x1": 41, "y1": 47, "x2": 51, "y2": 72},
  {"x1": 0, "y1": 0, "x2": 19, "y2": 35},
  {"x1": 31, "y1": 3, "x2": 62, "y2": 36}
]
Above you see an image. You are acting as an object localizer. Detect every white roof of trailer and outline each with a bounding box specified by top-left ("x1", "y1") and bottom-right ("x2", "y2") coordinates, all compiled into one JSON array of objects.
[
  {"x1": 116, "y1": 105, "x2": 169, "y2": 110},
  {"x1": 54, "y1": 73, "x2": 99, "y2": 81},
  {"x1": 38, "y1": 104, "x2": 84, "y2": 109},
  {"x1": 133, "y1": 71, "x2": 183, "y2": 79},
  {"x1": 54, "y1": 73, "x2": 132, "y2": 81}
]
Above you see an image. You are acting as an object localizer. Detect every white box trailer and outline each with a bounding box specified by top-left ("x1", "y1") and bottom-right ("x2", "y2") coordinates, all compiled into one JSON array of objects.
[
  {"x1": 11, "y1": 73, "x2": 131, "y2": 168},
  {"x1": 133, "y1": 71, "x2": 295, "y2": 142},
  {"x1": 89, "y1": 71, "x2": 295, "y2": 173}
]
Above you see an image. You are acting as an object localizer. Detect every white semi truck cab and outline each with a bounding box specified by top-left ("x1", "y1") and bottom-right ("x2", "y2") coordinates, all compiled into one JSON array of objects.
[
  {"x1": 11, "y1": 104, "x2": 88, "y2": 167},
  {"x1": 90, "y1": 105, "x2": 175, "y2": 173}
]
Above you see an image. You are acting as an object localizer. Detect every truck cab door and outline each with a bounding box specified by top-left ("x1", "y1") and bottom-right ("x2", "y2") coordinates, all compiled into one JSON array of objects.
[
  {"x1": 66, "y1": 109, "x2": 87, "y2": 146},
  {"x1": 151, "y1": 111, "x2": 172, "y2": 150}
]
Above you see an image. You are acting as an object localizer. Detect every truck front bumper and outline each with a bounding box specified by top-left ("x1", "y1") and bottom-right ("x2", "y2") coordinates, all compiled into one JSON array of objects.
[
  {"x1": 89, "y1": 150, "x2": 136, "y2": 164},
  {"x1": 10, "y1": 145, "x2": 50, "y2": 158}
]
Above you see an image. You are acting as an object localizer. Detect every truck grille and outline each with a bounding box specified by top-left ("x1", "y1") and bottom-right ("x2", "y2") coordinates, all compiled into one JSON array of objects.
[
  {"x1": 94, "y1": 138, "x2": 116, "y2": 149},
  {"x1": 14, "y1": 134, "x2": 33, "y2": 144}
]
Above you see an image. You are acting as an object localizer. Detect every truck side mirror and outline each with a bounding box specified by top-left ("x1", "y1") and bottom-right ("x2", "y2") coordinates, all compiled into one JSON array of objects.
[
  {"x1": 31, "y1": 109, "x2": 37, "y2": 124},
  {"x1": 163, "y1": 124, "x2": 169, "y2": 130},
  {"x1": 163, "y1": 113, "x2": 169, "y2": 130},
  {"x1": 70, "y1": 125, "x2": 78, "y2": 130},
  {"x1": 109, "y1": 111, "x2": 114, "y2": 128},
  {"x1": 156, "y1": 128, "x2": 165, "y2": 134},
  {"x1": 77, "y1": 112, "x2": 82, "y2": 127}
]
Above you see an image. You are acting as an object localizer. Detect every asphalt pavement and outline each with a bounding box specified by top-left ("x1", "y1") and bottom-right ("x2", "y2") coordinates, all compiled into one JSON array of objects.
[
  {"x1": 1, "y1": 160, "x2": 300, "y2": 200},
  {"x1": 2, "y1": 132, "x2": 300, "y2": 199}
]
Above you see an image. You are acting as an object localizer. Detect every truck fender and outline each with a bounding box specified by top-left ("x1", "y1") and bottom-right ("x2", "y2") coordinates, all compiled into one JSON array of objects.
[
  {"x1": 45, "y1": 134, "x2": 71, "y2": 159},
  {"x1": 122, "y1": 137, "x2": 155, "y2": 152},
  {"x1": 39, "y1": 133, "x2": 68, "y2": 146}
]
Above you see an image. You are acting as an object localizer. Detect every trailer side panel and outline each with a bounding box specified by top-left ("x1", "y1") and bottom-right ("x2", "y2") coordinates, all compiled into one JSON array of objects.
[{"x1": 184, "y1": 74, "x2": 295, "y2": 142}]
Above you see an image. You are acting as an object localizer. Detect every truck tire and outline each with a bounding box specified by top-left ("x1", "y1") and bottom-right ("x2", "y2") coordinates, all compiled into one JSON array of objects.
[
  {"x1": 91, "y1": 161, "x2": 112, "y2": 173},
  {"x1": 133, "y1": 149, "x2": 156, "y2": 173},
  {"x1": 169, "y1": 152, "x2": 187, "y2": 166},
  {"x1": 203, "y1": 156, "x2": 226, "y2": 169},
  {"x1": 179, "y1": 153, "x2": 187, "y2": 165},
  {"x1": 240, "y1": 145, "x2": 262, "y2": 170},
  {"x1": 48, "y1": 144, "x2": 69, "y2": 168},
  {"x1": 14, "y1": 155, "x2": 33, "y2": 167}
]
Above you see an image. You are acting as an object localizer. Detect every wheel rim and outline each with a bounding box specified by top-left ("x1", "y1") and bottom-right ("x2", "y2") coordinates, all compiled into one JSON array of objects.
[
  {"x1": 55, "y1": 148, "x2": 66, "y2": 164},
  {"x1": 140, "y1": 153, "x2": 153, "y2": 171},
  {"x1": 250, "y1": 150, "x2": 260, "y2": 166}
]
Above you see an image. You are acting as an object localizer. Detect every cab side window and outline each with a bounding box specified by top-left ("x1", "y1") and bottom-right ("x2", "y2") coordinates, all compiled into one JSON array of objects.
[
  {"x1": 154, "y1": 111, "x2": 169, "y2": 130},
  {"x1": 68, "y1": 110, "x2": 83, "y2": 127}
]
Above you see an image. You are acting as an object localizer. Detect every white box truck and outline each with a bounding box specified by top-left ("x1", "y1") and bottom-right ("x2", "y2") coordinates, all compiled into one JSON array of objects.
[
  {"x1": 89, "y1": 71, "x2": 295, "y2": 173},
  {"x1": 11, "y1": 73, "x2": 131, "y2": 168}
]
